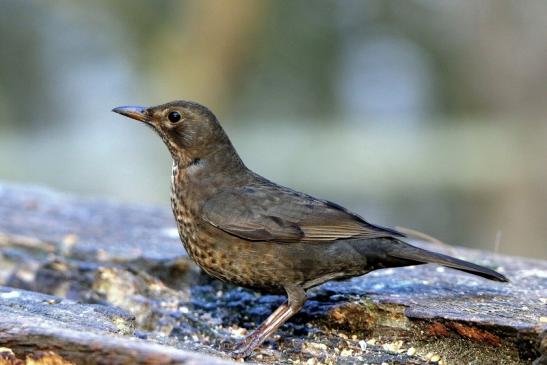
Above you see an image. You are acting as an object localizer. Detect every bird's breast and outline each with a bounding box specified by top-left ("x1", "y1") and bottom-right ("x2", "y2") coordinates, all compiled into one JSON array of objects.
[
  {"x1": 171, "y1": 164, "x2": 201, "y2": 255},
  {"x1": 171, "y1": 163, "x2": 229, "y2": 282}
]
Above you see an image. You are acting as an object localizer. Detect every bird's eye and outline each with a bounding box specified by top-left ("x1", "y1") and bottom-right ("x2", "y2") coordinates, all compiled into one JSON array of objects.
[{"x1": 168, "y1": 111, "x2": 182, "y2": 123}]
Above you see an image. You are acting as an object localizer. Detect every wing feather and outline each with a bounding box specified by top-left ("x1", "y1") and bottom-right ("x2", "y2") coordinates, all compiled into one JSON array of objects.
[{"x1": 201, "y1": 184, "x2": 403, "y2": 243}]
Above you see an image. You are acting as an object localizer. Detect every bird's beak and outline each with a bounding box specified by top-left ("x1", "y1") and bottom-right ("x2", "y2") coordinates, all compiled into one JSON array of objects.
[{"x1": 112, "y1": 106, "x2": 148, "y2": 122}]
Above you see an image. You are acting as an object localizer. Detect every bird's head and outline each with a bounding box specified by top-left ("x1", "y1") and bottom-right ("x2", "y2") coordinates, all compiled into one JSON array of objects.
[{"x1": 113, "y1": 100, "x2": 241, "y2": 168}]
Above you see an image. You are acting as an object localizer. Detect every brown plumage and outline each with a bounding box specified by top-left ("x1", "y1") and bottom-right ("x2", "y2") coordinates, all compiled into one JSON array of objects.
[{"x1": 113, "y1": 100, "x2": 508, "y2": 358}]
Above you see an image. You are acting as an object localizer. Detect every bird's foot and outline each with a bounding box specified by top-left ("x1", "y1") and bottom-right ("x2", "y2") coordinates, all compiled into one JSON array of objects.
[{"x1": 231, "y1": 336, "x2": 261, "y2": 359}]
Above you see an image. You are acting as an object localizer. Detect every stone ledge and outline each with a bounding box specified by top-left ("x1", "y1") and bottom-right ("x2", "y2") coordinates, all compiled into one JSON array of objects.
[{"x1": 0, "y1": 183, "x2": 545, "y2": 364}]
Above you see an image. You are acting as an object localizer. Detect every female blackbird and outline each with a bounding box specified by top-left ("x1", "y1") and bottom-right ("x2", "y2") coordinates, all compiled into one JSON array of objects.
[{"x1": 113, "y1": 100, "x2": 507, "y2": 358}]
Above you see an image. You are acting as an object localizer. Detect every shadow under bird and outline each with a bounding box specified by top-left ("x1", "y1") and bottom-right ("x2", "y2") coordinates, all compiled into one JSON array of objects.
[{"x1": 113, "y1": 100, "x2": 508, "y2": 358}]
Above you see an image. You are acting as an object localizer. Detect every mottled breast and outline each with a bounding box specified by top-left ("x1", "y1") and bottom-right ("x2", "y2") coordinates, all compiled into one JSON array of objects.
[{"x1": 170, "y1": 161, "x2": 226, "y2": 280}]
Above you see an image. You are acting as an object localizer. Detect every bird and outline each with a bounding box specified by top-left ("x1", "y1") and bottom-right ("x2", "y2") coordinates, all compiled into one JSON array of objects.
[{"x1": 112, "y1": 100, "x2": 508, "y2": 358}]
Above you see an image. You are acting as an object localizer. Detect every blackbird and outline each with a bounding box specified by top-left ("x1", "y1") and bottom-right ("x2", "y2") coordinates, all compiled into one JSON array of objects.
[{"x1": 113, "y1": 100, "x2": 508, "y2": 358}]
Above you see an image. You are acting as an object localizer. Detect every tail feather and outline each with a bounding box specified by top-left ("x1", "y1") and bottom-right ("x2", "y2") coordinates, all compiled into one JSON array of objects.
[{"x1": 388, "y1": 242, "x2": 508, "y2": 282}]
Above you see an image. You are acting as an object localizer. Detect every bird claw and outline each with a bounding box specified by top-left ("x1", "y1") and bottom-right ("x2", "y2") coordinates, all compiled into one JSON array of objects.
[
  {"x1": 231, "y1": 337, "x2": 260, "y2": 359},
  {"x1": 230, "y1": 346, "x2": 253, "y2": 359}
]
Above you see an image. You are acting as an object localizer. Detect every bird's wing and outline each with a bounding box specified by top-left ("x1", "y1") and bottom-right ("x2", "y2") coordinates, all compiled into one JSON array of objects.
[{"x1": 201, "y1": 185, "x2": 403, "y2": 243}]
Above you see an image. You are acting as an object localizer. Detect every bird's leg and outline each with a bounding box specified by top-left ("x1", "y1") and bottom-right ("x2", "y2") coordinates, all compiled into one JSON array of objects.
[
  {"x1": 232, "y1": 286, "x2": 306, "y2": 358},
  {"x1": 233, "y1": 303, "x2": 291, "y2": 350}
]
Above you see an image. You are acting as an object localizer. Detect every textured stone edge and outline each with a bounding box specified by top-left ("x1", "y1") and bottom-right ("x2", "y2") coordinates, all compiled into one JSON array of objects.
[{"x1": 0, "y1": 315, "x2": 237, "y2": 365}]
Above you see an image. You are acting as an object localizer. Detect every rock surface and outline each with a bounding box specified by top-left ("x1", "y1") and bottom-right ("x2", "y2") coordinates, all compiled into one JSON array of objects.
[
  {"x1": 0, "y1": 287, "x2": 232, "y2": 365},
  {"x1": 0, "y1": 183, "x2": 546, "y2": 364}
]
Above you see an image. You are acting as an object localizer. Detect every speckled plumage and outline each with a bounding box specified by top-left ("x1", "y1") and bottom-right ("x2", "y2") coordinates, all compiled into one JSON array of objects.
[{"x1": 113, "y1": 100, "x2": 508, "y2": 358}]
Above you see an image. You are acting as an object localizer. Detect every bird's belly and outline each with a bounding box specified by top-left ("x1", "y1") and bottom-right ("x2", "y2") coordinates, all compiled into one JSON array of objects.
[
  {"x1": 179, "y1": 224, "x2": 367, "y2": 292},
  {"x1": 184, "y1": 232, "x2": 292, "y2": 291}
]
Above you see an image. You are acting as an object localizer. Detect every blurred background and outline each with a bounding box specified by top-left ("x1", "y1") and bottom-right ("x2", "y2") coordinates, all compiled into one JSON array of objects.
[{"x1": 0, "y1": 0, "x2": 545, "y2": 259}]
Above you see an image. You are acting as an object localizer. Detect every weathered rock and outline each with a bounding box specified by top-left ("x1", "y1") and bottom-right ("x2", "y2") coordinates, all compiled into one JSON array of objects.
[
  {"x1": 0, "y1": 183, "x2": 546, "y2": 364},
  {"x1": 0, "y1": 184, "x2": 181, "y2": 262},
  {"x1": 0, "y1": 287, "x2": 237, "y2": 365},
  {"x1": 0, "y1": 347, "x2": 75, "y2": 365},
  {"x1": 0, "y1": 286, "x2": 134, "y2": 335}
]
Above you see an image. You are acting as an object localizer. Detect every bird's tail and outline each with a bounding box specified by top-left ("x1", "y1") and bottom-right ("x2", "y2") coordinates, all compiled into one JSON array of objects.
[{"x1": 387, "y1": 241, "x2": 508, "y2": 282}]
